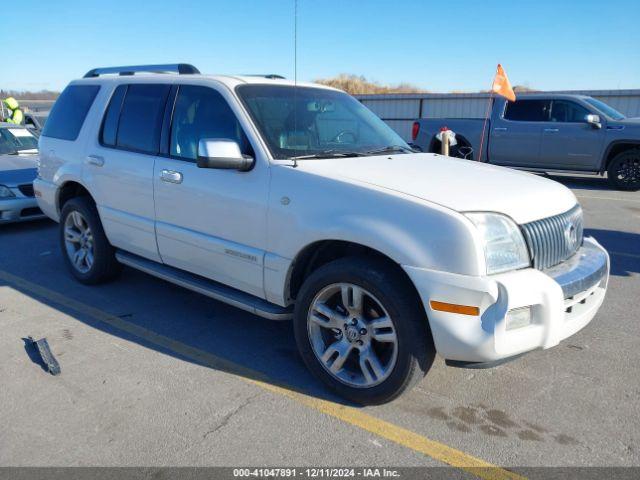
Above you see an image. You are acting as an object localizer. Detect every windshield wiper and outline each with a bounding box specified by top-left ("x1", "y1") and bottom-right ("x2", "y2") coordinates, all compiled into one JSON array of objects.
[
  {"x1": 288, "y1": 145, "x2": 416, "y2": 160},
  {"x1": 290, "y1": 150, "x2": 366, "y2": 160},
  {"x1": 363, "y1": 145, "x2": 416, "y2": 156}
]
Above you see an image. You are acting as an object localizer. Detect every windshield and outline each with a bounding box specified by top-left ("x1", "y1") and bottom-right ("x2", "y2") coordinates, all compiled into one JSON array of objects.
[
  {"x1": 0, "y1": 127, "x2": 39, "y2": 154},
  {"x1": 584, "y1": 97, "x2": 626, "y2": 120},
  {"x1": 236, "y1": 84, "x2": 410, "y2": 159}
]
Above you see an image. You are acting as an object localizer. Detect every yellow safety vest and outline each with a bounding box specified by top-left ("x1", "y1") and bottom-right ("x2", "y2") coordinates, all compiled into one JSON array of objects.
[
  {"x1": 6, "y1": 109, "x2": 23, "y2": 124},
  {"x1": 3, "y1": 97, "x2": 23, "y2": 124}
]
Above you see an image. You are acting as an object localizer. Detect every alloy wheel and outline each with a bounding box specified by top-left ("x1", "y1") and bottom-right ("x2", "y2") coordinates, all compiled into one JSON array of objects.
[
  {"x1": 307, "y1": 283, "x2": 398, "y2": 388},
  {"x1": 615, "y1": 156, "x2": 640, "y2": 185},
  {"x1": 64, "y1": 210, "x2": 95, "y2": 274}
]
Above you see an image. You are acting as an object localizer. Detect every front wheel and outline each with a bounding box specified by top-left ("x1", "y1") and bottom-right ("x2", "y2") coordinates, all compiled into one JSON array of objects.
[
  {"x1": 607, "y1": 149, "x2": 640, "y2": 191},
  {"x1": 293, "y1": 257, "x2": 434, "y2": 405}
]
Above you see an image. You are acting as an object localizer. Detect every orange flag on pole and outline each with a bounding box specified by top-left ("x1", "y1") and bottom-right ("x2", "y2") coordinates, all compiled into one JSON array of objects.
[{"x1": 492, "y1": 64, "x2": 516, "y2": 102}]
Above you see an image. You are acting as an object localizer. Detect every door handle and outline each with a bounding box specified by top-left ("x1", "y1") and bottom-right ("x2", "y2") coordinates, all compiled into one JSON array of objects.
[
  {"x1": 85, "y1": 155, "x2": 105, "y2": 167},
  {"x1": 544, "y1": 128, "x2": 560, "y2": 132},
  {"x1": 493, "y1": 127, "x2": 507, "y2": 132},
  {"x1": 160, "y1": 169, "x2": 183, "y2": 184}
]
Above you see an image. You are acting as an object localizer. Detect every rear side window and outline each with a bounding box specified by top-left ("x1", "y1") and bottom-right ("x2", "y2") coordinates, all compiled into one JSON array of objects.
[
  {"x1": 41, "y1": 85, "x2": 100, "y2": 140},
  {"x1": 503, "y1": 100, "x2": 550, "y2": 122},
  {"x1": 101, "y1": 85, "x2": 127, "y2": 147},
  {"x1": 113, "y1": 84, "x2": 170, "y2": 154}
]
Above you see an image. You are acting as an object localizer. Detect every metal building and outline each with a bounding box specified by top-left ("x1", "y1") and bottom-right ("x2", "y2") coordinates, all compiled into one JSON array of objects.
[
  {"x1": 356, "y1": 89, "x2": 640, "y2": 141},
  {"x1": 15, "y1": 89, "x2": 640, "y2": 142}
]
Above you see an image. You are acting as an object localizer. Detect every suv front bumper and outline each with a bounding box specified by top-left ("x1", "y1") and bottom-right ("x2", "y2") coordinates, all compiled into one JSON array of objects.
[{"x1": 403, "y1": 237, "x2": 609, "y2": 364}]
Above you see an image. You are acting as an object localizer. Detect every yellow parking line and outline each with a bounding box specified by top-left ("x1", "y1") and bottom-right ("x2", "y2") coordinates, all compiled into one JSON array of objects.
[{"x1": 0, "y1": 269, "x2": 525, "y2": 480}]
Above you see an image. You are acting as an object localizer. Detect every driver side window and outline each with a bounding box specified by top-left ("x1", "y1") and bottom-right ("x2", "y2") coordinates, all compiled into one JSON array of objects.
[
  {"x1": 550, "y1": 100, "x2": 590, "y2": 123},
  {"x1": 170, "y1": 86, "x2": 252, "y2": 161}
]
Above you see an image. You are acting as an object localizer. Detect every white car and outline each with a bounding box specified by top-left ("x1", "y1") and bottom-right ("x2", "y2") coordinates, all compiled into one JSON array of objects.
[{"x1": 35, "y1": 64, "x2": 609, "y2": 404}]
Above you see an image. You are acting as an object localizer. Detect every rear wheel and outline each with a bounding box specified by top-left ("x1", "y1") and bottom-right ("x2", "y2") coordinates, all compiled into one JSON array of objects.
[
  {"x1": 607, "y1": 149, "x2": 640, "y2": 191},
  {"x1": 60, "y1": 197, "x2": 121, "y2": 284},
  {"x1": 294, "y1": 257, "x2": 434, "y2": 405}
]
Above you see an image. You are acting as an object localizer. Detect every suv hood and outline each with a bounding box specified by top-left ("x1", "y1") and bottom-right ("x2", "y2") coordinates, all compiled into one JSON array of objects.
[{"x1": 296, "y1": 153, "x2": 577, "y2": 224}]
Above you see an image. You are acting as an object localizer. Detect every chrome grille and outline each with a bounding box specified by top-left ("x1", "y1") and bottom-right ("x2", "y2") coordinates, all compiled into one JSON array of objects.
[{"x1": 520, "y1": 205, "x2": 584, "y2": 271}]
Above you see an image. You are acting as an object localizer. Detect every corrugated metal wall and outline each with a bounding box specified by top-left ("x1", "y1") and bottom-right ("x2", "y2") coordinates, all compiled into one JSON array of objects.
[
  {"x1": 16, "y1": 89, "x2": 640, "y2": 142},
  {"x1": 356, "y1": 89, "x2": 640, "y2": 141}
]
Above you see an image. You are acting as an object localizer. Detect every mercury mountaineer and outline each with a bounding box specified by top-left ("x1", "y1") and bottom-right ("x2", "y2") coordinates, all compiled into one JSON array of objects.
[{"x1": 35, "y1": 64, "x2": 609, "y2": 404}]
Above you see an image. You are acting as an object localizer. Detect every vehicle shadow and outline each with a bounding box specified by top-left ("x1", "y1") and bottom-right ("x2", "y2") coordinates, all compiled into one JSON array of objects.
[
  {"x1": 0, "y1": 224, "x2": 358, "y2": 407},
  {"x1": 585, "y1": 228, "x2": 640, "y2": 277},
  {"x1": 0, "y1": 218, "x2": 55, "y2": 233},
  {"x1": 4, "y1": 222, "x2": 636, "y2": 408}
]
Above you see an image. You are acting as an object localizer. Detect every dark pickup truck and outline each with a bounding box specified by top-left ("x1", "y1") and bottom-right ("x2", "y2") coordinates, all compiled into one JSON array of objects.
[{"x1": 412, "y1": 94, "x2": 640, "y2": 190}]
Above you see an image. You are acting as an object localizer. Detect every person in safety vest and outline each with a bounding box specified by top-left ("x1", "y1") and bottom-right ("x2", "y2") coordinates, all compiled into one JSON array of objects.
[{"x1": 2, "y1": 97, "x2": 24, "y2": 124}]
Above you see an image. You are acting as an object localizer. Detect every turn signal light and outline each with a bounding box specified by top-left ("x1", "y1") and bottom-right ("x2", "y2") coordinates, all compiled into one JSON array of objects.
[{"x1": 430, "y1": 301, "x2": 480, "y2": 316}]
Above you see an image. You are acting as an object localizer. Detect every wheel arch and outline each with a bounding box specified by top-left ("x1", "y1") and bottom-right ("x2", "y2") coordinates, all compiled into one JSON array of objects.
[
  {"x1": 601, "y1": 140, "x2": 640, "y2": 172},
  {"x1": 56, "y1": 180, "x2": 95, "y2": 216},
  {"x1": 286, "y1": 240, "x2": 426, "y2": 314}
]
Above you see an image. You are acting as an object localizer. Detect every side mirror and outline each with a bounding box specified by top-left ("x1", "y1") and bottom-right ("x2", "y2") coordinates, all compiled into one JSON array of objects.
[
  {"x1": 197, "y1": 139, "x2": 253, "y2": 171},
  {"x1": 586, "y1": 114, "x2": 602, "y2": 129}
]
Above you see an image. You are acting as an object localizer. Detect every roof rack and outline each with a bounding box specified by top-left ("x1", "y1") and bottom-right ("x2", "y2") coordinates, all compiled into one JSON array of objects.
[
  {"x1": 242, "y1": 74, "x2": 286, "y2": 80},
  {"x1": 83, "y1": 63, "x2": 200, "y2": 78}
]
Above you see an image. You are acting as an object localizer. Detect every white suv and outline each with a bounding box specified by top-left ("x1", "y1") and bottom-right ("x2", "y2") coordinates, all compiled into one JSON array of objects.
[{"x1": 35, "y1": 64, "x2": 609, "y2": 404}]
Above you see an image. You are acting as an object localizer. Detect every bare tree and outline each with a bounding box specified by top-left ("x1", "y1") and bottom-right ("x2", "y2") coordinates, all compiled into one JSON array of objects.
[
  {"x1": 0, "y1": 89, "x2": 60, "y2": 100},
  {"x1": 313, "y1": 74, "x2": 427, "y2": 95}
]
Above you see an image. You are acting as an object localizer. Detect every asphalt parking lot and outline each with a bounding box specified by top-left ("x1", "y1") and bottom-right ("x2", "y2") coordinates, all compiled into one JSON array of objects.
[{"x1": 0, "y1": 175, "x2": 638, "y2": 476}]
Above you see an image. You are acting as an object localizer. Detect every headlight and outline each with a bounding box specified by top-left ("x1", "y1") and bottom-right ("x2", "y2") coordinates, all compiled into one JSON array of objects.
[
  {"x1": 0, "y1": 185, "x2": 15, "y2": 199},
  {"x1": 465, "y1": 212, "x2": 530, "y2": 275}
]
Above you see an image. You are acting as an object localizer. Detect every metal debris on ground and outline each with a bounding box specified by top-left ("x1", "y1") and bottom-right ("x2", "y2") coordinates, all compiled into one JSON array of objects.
[{"x1": 26, "y1": 336, "x2": 61, "y2": 375}]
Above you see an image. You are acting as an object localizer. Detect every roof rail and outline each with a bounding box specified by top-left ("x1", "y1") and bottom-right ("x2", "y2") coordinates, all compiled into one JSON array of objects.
[
  {"x1": 83, "y1": 63, "x2": 200, "y2": 78},
  {"x1": 242, "y1": 74, "x2": 286, "y2": 80}
]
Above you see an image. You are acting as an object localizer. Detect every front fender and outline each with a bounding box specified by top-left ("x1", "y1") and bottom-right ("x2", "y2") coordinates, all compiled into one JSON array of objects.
[
  {"x1": 265, "y1": 165, "x2": 485, "y2": 305},
  {"x1": 601, "y1": 138, "x2": 640, "y2": 172}
]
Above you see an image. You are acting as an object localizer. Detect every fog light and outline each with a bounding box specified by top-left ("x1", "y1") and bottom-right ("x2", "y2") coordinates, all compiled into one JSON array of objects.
[{"x1": 506, "y1": 306, "x2": 532, "y2": 330}]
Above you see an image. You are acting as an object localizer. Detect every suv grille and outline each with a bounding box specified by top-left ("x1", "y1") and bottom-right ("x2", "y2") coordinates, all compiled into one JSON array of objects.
[
  {"x1": 18, "y1": 184, "x2": 35, "y2": 197},
  {"x1": 521, "y1": 205, "x2": 584, "y2": 271}
]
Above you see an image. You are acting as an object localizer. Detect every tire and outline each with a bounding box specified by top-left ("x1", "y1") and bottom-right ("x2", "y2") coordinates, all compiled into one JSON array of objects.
[
  {"x1": 293, "y1": 256, "x2": 435, "y2": 405},
  {"x1": 59, "y1": 197, "x2": 121, "y2": 284},
  {"x1": 607, "y1": 149, "x2": 640, "y2": 191}
]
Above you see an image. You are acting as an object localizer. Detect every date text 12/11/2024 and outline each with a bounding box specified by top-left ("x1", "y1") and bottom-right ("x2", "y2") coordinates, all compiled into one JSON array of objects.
[{"x1": 232, "y1": 468, "x2": 401, "y2": 478}]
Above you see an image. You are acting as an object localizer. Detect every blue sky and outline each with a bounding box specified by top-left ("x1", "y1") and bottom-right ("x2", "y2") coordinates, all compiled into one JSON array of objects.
[{"x1": 2, "y1": 0, "x2": 638, "y2": 92}]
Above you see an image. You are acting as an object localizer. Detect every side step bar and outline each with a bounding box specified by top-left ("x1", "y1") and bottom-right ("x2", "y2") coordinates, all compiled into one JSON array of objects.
[{"x1": 115, "y1": 250, "x2": 292, "y2": 321}]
